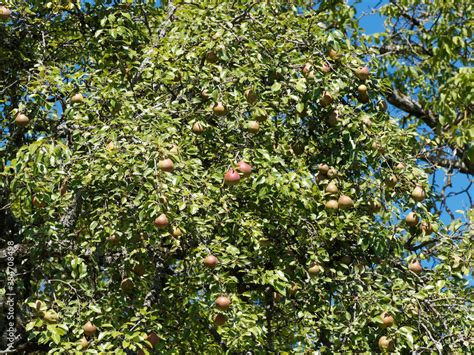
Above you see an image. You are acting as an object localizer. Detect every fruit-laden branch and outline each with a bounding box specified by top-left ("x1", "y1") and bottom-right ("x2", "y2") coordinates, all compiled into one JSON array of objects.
[{"x1": 387, "y1": 89, "x2": 474, "y2": 174}]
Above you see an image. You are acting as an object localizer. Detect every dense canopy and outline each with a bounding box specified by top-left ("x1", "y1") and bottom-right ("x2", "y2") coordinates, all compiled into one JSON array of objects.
[{"x1": 0, "y1": 1, "x2": 472, "y2": 353}]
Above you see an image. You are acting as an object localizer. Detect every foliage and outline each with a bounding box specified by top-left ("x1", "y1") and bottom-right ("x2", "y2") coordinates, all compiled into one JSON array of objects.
[{"x1": 0, "y1": 0, "x2": 472, "y2": 353}]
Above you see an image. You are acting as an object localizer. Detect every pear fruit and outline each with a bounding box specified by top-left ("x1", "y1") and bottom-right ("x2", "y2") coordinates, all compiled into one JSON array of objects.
[
  {"x1": 213, "y1": 102, "x2": 227, "y2": 116},
  {"x1": 215, "y1": 296, "x2": 231, "y2": 311},
  {"x1": 421, "y1": 222, "x2": 433, "y2": 235},
  {"x1": 320, "y1": 91, "x2": 333, "y2": 107},
  {"x1": 318, "y1": 164, "x2": 330, "y2": 175},
  {"x1": 338, "y1": 195, "x2": 354, "y2": 209},
  {"x1": 224, "y1": 168, "x2": 240, "y2": 186},
  {"x1": 200, "y1": 89, "x2": 210, "y2": 101},
  {"x1": 325, "y1": 182, "x2": 338, "y2": 194},
  {"x1": 408, "y1": 260, "x2": 422, "y2": 274},
  {"x1": 320, "y1": 62, "x2": 331, "y2": 74},
  {"x1": 328, "y1": 48, "x2": 340, "y2": 60},
  {"x1": 308, "y1": 264, "x2": 321, "y2": 276},
  {"x1": 405, "y1": 212, "x2": 419, "y2": 227},
  {"x1": 368, "y1": 200, "x2": 382, "y2": 213},
  {"x1": 203, "y1": 255, "x2": 218, "y2": 269},
  {"x1": 378, "y1": 336, "x2": 394, "y2": 351},
  {"x1": 80, "y1": 337, "x2": 89, "y2": 350},
  {"x1": 71, "y1": 93, "x2": 84, "y2": 104},
  {"x1": 158, "y1": 158, "x2": 174, "y2": 172},
  {"x1": 0, "y1": 6, "x2": 12, "y2": 20},
  {"x1": 120, "y1": 278, "x2": 134, "y2": 292},
  {"x1": 83, "y1": 321, "x2": 97, "y2": 336},
  {"x1": 244, "y1": 89, "x2": 258, "y2": 104},
  {"x1": 192, "y1": 121, "x2": 204, "y2": 135},
  {"x1": 15, "y1": 113, "x2": 30, "y2": 127},
  {"x1": 327, "y1": 110, "x2": 339, "y2": 127},
  {"x1": 380, "y1": 312, "x2": 394, "y2": 327},
  {"x1": 325, "y1": 200, "x2": 339, "y2": 210},
  {"x1": 355, "y1": 66, "x2": 370, "y2": 81},
  {"x1": 236, "y1": 161, "x2": 252, "y2": 177},
  {"x1": 411, "y1": 185, "x2": 425, "y2": 202},
  {"x1": 154, "y1": 214, "x2": 169, "y2": 229},
  {"x1": 247, "y1": 120, "x2": 260, "y2": 134},
  {"x1": 386, "y1": 175, "x2": 398, "y2": 188},
  {"x1": 213, "y1": 313, "x2": 227, "y2": 326},
  {"x1": 171, "y1": 227, "x2": 183, "y2": 238},
  {"x1": 205, "y1": 51, "x2": 218, "y2": 63}
]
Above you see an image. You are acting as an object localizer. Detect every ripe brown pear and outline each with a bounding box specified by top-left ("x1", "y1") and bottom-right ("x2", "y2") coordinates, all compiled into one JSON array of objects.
[
  {"x1": 302, "y1": 62, "x2": 312, "y2": 74},
  {"x1": 325, "y1": 199, "x2": 339, "y2": 210},
  {"x1": 318, "y1": 164, "x2": 330, "y2": 175},
  {"x1": 133, "y1": 264, "x2": 145, "y2": 276},
  {"x1": 405, "y1": 212, "x2": 419, "y2": 227},
  {"x1": 205, "y1": 51, "x2": 218, "y2": 63},
  {"x1": 378, "y1": 336, "x2": 394, "y2": 351},
  {"x1": 203, "y1": 255, "x2": 218, "y2": 269},
  {"x1": 380, "y1": 312, "x2": 394, "y2": 327},
  {"x1": 213, "y1": 313, "x2": 227, "y2": 326},
  {"x1": 358, "y1": 85, "x2": 370, "y2": 103},
  {"x1": 213, "y1": 102, "x2": 227, "y2": 116},
  {"x1": 200, "y1": 89, "x2": 210, "y2": 101},
  {"x1": 120, "y1": 278, "x2": 134, "y2": 292},
  {"x1": 154, "y1": 214, "x2": 169, "y2": 229},
  {"x1": 146, "y1": 332, "x2": 160, "y2": 348},
  {"x1": 71, "y1": 93, "x2": 84, "y2": 104},
  {"x1": 325, "y1": 181, "x2": 338, "y2": 194},
  {"x1": 355, "y1": 66, "x2": 370, "y2": 81},
  {"x1": 320, "y1": 91, "x2": 333, "y2": 107},
  {"x1": 421, "y1": 222, "x2": 433, "y2": 235},
  {"x1": 224, "y1": 168, "x2": 240, "y2": 186},
  {"x1": 320, "y1": 62, "x2": 331, "y2": 74},
  {"x1": 327, "y1": 110, "x2": 339, "y2": 127},
  {"x1": 80, "y1": 336, "x2": 89, "y2": 350},
  {"x1": 395, "y1": 162, "x2": 405, "y2": 170},
  {"x1": 158, "y1": 158, "x2": 174, "y2": 172},
  {"x1": 411, "y1": 185, "x2": 425, "y2": 202},
  {"x1": 15, "y1": 113, "x2": 29, "y2": 127},
  {"x1": 408, "y1": 260, "x2": 422, "y2": 274},
  {"x1": 247, "y1": 120, "x2": 260, "y2": 134},
  {"x1": 386, "y1": 175, "x2": 398, "y2": 188},
  {"x1": 358, "y1": 84, "x2": 368, "y2": 95},
  {"x1": 338, "y1": 195, "x2": 354, "y2": 209},
  {"x1": 291, "y1": 142, "x2": 305, "y2": 155},
  {"x1": 192, "y1": 121, "x2": 204, "y2": 135},
  {"x1": 236, "y1": 161, "x2": 252, "y2": 177},
  {"x1": 83, "y1": 321, "x2": 97, "y2": 336},
  {"x1": 273, "y1": 292, "x2": 282, "y2": 303},
  {"x1": 0, "y1": 6, "x2": 12, "y2": 20},
  {"x1": 368, "y1": 200, "x2": 382, "y2": 213},
  {"x1": 308, "y1": 264, "x2": 321, "y2": 276},
  {"x1": 244, "y1": 89, "x2": 258, "y2": 104},
  {"x1": 108, "y1": 234, "x2": 119, "y2": 245},
  {"x1": 215, "y1": 296, "x2": 231, "y2": 311}
]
